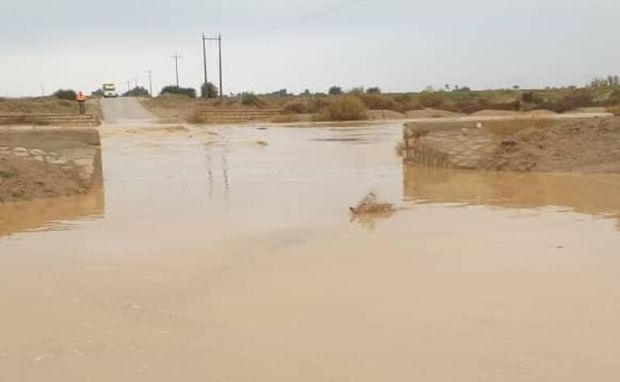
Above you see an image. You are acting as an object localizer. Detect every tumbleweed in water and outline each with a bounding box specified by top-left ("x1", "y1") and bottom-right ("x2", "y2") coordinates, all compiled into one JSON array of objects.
[{"x1": 349, "y1": 192, "x2": 395, "y2": 216}]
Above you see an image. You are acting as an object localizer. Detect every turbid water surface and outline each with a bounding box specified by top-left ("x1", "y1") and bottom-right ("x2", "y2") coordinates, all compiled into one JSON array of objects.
[{"x1": 1, "y1": 122, "x2": 620, "y2": 381}]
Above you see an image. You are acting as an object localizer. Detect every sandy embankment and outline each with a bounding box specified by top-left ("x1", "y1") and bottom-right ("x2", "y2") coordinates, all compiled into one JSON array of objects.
[
  {"x1": 0, "y1": 128, "x2": 102, "y2": 202},
  {"x1": 404, "y1": 116, "x2": 620, "y2": 173}
]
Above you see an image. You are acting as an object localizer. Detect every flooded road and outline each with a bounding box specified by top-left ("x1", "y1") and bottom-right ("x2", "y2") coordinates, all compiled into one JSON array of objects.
[{"x1": 2, "y1": 122, "x2": 620, "y2": 381}]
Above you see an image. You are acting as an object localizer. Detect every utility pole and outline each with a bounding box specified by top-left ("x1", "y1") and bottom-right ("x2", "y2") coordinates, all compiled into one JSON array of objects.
[
  {"x1": 171, "y1": 52, "x2": 182, "y2": 87},
  {"x1": 126, "y1": 80, "x2": 132, "y2": 93},
  {"x1": 133, "y1": 77, "x2": 138, "y2": 89},
  {"x1": 147, "y1": 69, "x2": 153, "y2": 96},
  {"x1": 202, "y1": 34, "x2": 208, "y2": 88},
  {"x1": 202, "y1": 34, "x2": 224, "y2": 98},
  {"x1": 218, "y1": 34, "x2": 223, "y2": 97}
]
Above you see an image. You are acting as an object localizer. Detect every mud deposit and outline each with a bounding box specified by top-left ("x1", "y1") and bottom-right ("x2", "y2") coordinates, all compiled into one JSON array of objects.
[{"x1": 2, "y1": 123, "x2": 620, "y2": 381}]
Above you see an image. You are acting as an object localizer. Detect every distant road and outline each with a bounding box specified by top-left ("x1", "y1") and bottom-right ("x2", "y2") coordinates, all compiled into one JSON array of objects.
[{"x1": 100, "y1": 97, "x2": 157, "y2": 124}]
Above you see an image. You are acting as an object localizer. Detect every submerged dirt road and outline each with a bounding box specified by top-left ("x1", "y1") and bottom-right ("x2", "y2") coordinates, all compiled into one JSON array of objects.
[{"x1": 1, "y1": 122, "x2": 620, "y2": 381}]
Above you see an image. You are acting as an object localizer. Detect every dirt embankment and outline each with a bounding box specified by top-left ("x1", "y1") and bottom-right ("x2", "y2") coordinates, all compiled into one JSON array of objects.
[
  {"x1": 0, "y1": 96, "x2": 102, "y2": 119},
  {"x1": 0, "y1": 128, "x2": 102, "y2": 203},
  {"x1": 486, "y1": 117, "x2": 620, "y2": 172}
]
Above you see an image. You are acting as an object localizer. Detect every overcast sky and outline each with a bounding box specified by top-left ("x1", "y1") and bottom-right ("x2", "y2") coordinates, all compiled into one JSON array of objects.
[{"x1": 1, "y1": 0, "x2": 618, "y2": 97}]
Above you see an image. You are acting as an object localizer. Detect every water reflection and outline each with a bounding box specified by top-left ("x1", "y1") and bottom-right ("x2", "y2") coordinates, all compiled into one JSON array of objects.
[
  {"x1": 403, "y1": 164, "x2": 620, "y2": 228},
  {"x1": 0, "y1": 187, "x2": 105, "y2": 238}
]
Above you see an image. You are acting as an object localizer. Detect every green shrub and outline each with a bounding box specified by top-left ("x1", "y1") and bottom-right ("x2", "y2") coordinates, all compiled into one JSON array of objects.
[
  {"x1": 201, "y1": 82, "x2": 218, "y2": 98},
  {"x1": 160, "y1": 86, "x2": 196, "y2": 98},
  {"x1": 241, "y1": 92, "x2": 261, "y2": 106},
  {"x1": 123, "y1": 86, "x2": 150, "y2": 97},
  {"x1": 53, "y1": 89, "x2": 77, "y2": 100},
  {"x1": 366, "y1": 87, "x2": 381, "y2": 94},
  {"x1": 316, "y1": 96, "x2": 368, "y2": 121}
]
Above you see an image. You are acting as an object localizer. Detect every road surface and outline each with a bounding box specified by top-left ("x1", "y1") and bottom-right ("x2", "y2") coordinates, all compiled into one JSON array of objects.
[{"x1": 100, "y1": 97, "x2": 157, "y2": 124}]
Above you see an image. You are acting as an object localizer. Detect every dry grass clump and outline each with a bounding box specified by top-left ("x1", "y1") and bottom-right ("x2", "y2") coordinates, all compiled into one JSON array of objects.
[
  {"x1": 0, "y1": 97, "x2": 77, "y2": 114},
  {"x1": 315, "y1": 96, "x2": 368, "y2": 121},
  {"x1": 607, "y1": 105, "x2": 620, "y2": 116},
  {"x1": 349, "y1": 192, "x2": 395, "y2": 216}
]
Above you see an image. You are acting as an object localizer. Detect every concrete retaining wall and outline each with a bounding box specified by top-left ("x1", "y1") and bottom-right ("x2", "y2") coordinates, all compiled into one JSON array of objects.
[{"x1": 0, "y1": 127, "x2": 102, "y2": 202}]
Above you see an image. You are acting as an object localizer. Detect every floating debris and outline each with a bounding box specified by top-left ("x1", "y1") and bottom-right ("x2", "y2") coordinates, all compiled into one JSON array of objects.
[{"x1": 349, "y1": 192, "x2": 395, "y2": 216}]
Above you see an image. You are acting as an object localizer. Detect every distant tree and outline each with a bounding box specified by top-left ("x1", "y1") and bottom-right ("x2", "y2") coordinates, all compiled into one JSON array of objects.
[
  {"x1": 201, "y1": 82, "x2": 218, "y2": 98},
  {"x1": 453, "y1": 86, "x2": 471, "y2": 93},
  {"x1": 366, "y1": 87, "x2": 381, "y2": 94},
  {"x1": 123, "y1": 86, "x2": 150, "y2": 97},
  {"x1": 302, "y1": 89, "x2": 311, "y2": 96},
  {"x1": 328, "y1": 86, "x2": 343, "y2": 96},
  {"x1": 91, "y1": 89, "x2": 105, "y2": 97},
  {"x1": 270, "y1": 89, "x2": 288, "y2": 97},
  {"x1": 53, "y1": 89, "x2": 77, "y2": 100},
  {"x1": 590, "y1": 75, "x2": 620, "y2": 88},
  {"x1": 348, "y1": 87, "x2": 364, "y2": 94},
  {"x1": 241, "y1": 92, "x2": 260, "y2": 106},
  {"x1": 160, "y1": 86, "x2": 196, "y2": 98},
  {"x1": 513, "y1": 85, "x2": 520, "y2": 90}
]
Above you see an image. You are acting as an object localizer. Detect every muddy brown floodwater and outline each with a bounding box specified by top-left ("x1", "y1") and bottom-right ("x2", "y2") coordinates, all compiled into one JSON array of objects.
[{"x1": 2, "y1": 122, "x2": 620, "y2": 381}]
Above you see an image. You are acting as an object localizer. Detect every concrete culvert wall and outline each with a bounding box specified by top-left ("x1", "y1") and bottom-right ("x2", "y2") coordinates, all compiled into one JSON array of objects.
[{"x1": 0, "y1": 127, "x2": 103, "y2": 202}]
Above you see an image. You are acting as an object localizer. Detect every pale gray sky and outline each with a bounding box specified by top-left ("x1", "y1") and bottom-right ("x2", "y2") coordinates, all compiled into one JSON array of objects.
[{"x1": 1, "y1": 0, "x2": 618, "y2": 97}]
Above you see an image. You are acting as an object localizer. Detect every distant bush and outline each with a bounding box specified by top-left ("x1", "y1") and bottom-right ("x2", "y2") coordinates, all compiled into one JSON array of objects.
[
  {"x1": 605, "y1": 89, "x2": 620, "y2": 106},
  {"x1": 306, "y1": 97, "x2": 331, "y2": 113},
  {"x1": 356, "y1": 93, "x2": 399, "y2": 110},
  {"x1": 366, "y1": 87, "x2": 381, "y2": 94},
  {"x1": 53, "y1": 89, "x2": 77, "y2": 100},
  {"x1": 607, "y1": 105, "x2": 620, "y2": 116},
  {"x1": 348, "y1": 87, "x2": 365, "y2": 95},
  {"x1": 547, "y1": 90, "x2": 593, "y2": 113},
  {"x1": 201, "y1": 82, "x2": 218, "y2": 98},
  {"x1": 283, "y1": 101, "x2": 307, "y2": 114},
  {"x1": 590, "y1": 75, "x2": 620, "y2": 88},
  {"x1": 241, "y1": 92, "x2": 258, "y2": 106},
  {"x1": 328, "y1": 86, "x2": 343, "y2": 96},
  {"x1": 417, "y1": 92, "x2": 445, "y2": 108},
  {"x1": 269, "y1": 89, "x2": 288, "y2": 97},
  {"x1": 316, "y1": 96, "x2": 368, "y2": 121},
  {"x1": 160, "y1": 86, "x2": 196, "y2": 98},
  {"x1": 393, "y1": 94, "x2": 423, "y2": 112},
  {"x1": 124, "y1": 86, "x2": 150, "y2": 97}
]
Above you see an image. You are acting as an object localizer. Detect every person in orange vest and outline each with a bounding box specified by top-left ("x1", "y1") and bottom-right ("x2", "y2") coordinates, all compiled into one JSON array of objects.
[{"x1": 76, "y1": 91, "x2": 87, "y2": 114}]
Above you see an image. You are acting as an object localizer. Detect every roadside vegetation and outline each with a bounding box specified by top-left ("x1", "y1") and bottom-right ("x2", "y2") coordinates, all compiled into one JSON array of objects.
[
  {"x1": 141, "y1": 78, "x2": 620, "y2": 124},
  {"x1": 0, "y1": 93, "x2": 100, "y2": 116}
]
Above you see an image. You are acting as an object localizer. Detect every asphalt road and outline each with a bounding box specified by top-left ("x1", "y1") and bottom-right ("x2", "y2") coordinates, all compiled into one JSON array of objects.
[{"x1": 100, "y1": 97, "x2": 157, "y2": 124}]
